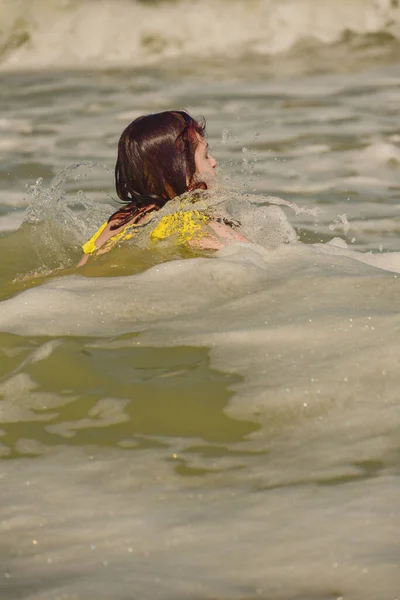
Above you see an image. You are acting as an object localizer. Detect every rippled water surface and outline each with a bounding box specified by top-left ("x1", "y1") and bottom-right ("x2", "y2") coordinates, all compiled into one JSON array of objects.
[{"x1": 1, "y1": 1, "x2": 400, "y2": 598}]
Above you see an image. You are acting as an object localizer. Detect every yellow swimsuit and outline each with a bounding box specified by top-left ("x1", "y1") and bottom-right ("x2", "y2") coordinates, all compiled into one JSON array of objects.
[{"x1": 82, "y1": 210, "x2": 210, "y2": 256}]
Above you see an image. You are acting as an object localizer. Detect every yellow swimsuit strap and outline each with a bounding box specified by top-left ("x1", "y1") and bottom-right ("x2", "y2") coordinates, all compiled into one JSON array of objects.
[{"x1": 82, "y1": 222, "x2": 108, "y2": 255}]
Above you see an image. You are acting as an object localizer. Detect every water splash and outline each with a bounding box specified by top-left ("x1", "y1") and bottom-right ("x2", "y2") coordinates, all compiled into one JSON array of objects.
[
  {"x1": 329, "y1": 213, "x2": 350, "y2": 235},
  {"x1": 18, "y1": 163, "x2": 322, "y2": 272},
  {"x1": 20, "y1": 162, "x2": 114, "y2": 271}
]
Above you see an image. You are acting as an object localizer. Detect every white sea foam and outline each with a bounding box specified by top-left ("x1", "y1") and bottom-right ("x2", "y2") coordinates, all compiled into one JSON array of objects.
[
  {"x1": 2, "y1": 239, "x2": 398, "y2": 447},
  {"x1": 0, "y1": 445, "x2": 398, "y2": 599},
  {"x1": 1, "y1": 241, "x2": 398, "y2": 337},
  {"x1": 0, "y1": 372, "x2": 71, "y2": 423},
  {"x1": 360, "y1": 140, "x2": 400, "y2": 164},
  {"x1": 0, "y1": 211, "x2": 25, "y2": 232},
  {"x1": 1, "y1": 240, "x2": 399, "y2": 599},
  {"x1": 0, "y1": 0, "x2": 399, "y2": 71}
]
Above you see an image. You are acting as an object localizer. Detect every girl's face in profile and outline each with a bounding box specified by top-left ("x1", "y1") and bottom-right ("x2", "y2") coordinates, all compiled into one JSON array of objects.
[{"x1": 194, "y1": 135, "x2": 217, "y2": 187}]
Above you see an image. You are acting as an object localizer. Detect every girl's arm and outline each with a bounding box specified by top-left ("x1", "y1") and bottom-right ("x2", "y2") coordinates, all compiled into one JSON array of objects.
[
  {"x1": 189, "y1": 220, "x2": 249, "y2": 251},
  {"x1": 77, "y1": 221, "x2": 126, "y2": 267},
  {"x1": 208, "y1": 220, "x2": 248, "y2": 243},
  {"x1": 77, "y1": 254, "x2": 90, "y2": 267}
]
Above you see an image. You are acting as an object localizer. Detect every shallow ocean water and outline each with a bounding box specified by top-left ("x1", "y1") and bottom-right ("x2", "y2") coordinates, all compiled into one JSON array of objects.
[{"x1": 1, "y1": 1, "x2": 400, "y2": 599}]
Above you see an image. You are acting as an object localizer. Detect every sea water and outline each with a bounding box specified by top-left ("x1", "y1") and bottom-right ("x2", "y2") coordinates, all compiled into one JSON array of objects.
[{"x1": 0, "y1": 1, "x2": 400, "y2": 598}]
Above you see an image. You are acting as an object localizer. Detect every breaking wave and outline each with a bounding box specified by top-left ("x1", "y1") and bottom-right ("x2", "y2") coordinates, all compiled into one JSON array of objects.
[{"x1": 1, "y1": 0, "x2": 400, "y2": 71}]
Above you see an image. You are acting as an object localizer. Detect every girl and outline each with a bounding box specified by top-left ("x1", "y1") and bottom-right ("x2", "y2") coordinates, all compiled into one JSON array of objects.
[{"x1": 78, "y1": 110, "x2": 246, "y2": 266}]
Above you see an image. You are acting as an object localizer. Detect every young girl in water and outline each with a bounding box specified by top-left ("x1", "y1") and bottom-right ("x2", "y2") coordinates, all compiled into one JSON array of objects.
[{"x1": 78, "y1": 110, "x2": 246, "y2": 266}]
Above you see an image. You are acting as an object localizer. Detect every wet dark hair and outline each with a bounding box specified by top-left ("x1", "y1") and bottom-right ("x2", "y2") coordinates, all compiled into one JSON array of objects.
[{"x1": 109, "y1": 110, "x2": 206, "y2": 230}]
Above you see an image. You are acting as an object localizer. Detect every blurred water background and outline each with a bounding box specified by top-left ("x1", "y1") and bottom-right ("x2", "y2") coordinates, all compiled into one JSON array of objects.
[{"x1": 0, "y1": 1, "x2": 400, "y2": 599}]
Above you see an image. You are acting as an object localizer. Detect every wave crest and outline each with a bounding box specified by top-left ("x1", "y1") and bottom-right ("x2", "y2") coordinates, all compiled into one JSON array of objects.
[{"x1": 1, "y1": 0, "x2": 400, "y2": 70}]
